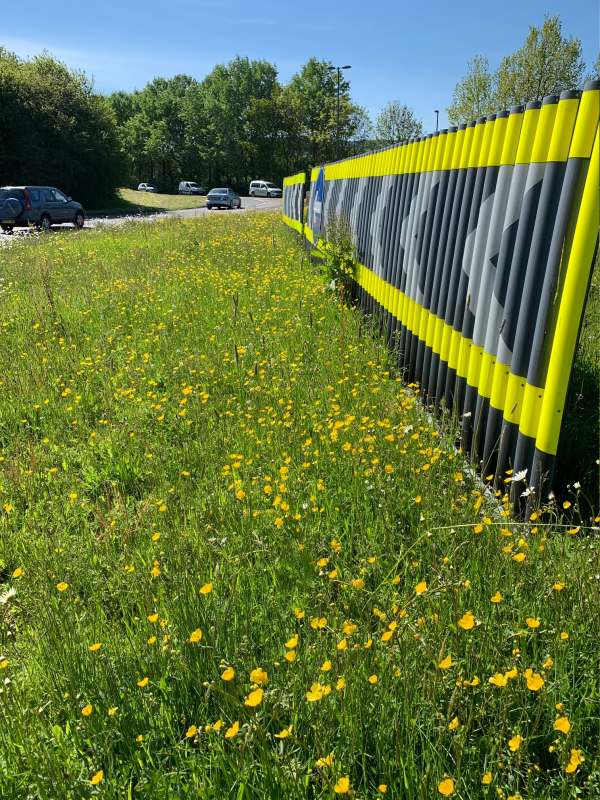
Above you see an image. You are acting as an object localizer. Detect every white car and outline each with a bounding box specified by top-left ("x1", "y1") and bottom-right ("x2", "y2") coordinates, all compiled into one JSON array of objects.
[
  {"x1": 179, "y1": 181, "x2": 206, "y2": 195},
  {"x1": 249, "y1": 180, "x2": 282, "y2": 198},
  {"x1": 137, "y1": 183, "x2": 158, "y2": 193}
]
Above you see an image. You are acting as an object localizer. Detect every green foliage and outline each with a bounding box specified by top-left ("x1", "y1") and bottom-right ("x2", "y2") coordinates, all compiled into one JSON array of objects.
[
  {"x1": 447, "y1": 55, "x2": 496, "y2": 126},
  {"x1": 448, "y1": 16, "x2": 589, "y2": 124},
  {"x1": 320, "y1": 215, "x2": 357, "y2": 295},
  {"x1": 284, "y1": 58, "x2": 369, "y2": 164},
  {"x1": 375, "y1": 102, "x2": 424, "y2": 145},
  {"x1": 108, "y1": 56, "x2": 371, "y2": 192},
  {"x1": 495, "y1": 16, "x2": 585, "y2": 107},
  {"x1": 0, "y1": 49, "x2": 125, "y2": 207},
  {"x1": 0, "y1": 214, "x2": 597, "y2": 798}
]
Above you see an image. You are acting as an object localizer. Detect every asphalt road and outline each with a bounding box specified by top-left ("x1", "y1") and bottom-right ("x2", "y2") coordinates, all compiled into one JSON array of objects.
[{"x1": 0, "y1": 196, "x2": 282, "y2": 247}]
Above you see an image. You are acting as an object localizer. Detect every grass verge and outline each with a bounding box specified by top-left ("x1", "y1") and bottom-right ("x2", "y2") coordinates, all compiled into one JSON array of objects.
[
  {"x1": 0, "y1": 214, "x2": 597, "y2": 799},
  {"x1": 89, "y1": 188, "x2": 206, "y2": 215}
]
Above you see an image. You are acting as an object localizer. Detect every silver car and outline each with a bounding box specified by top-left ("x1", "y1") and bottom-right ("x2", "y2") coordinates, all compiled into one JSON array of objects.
[
  {"x1": 137, "y1": 183, "x2": 158, "y2": 193},
  {"x1": 206, "y1": 188, "x2": 242, "y2": 210}
]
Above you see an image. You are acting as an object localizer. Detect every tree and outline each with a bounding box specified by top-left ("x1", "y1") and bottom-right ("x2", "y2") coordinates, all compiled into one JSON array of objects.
[
  {"x1": 447, "y1": 55, "x2": 495, "y2": 125},
  {"x1": 375, "y1": 102, "x2": 423, "y2": 144},
  {"x1": 495, "y1": 16, "x2": 585, "y2": 107},
  {"x1": 0, "y1": 48, "x2": 125, "y2": 207},
  {"x1": 185, "y1": 57, "x2": 280, "y2": 188},
  {"x1": 286, "y1": 58, "x2": 367, "y2": 164}
]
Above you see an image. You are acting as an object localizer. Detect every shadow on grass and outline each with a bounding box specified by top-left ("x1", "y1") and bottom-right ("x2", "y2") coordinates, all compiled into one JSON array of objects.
[
  {"x1": 89, "y1": 189, "x2": 206, "y2": 217},
  {"x1": 88, "y1": 195, "x2": 173, "y2": 217}
]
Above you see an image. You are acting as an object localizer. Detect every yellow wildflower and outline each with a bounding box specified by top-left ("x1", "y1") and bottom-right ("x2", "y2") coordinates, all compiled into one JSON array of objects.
[
  {"x1": 508, "y1": 734, "x2": 523, "y2": 752},
  {"x1": 554, "y1": 716, "x2": 571, "y2": 735},
  {"x1": 244, "y1": 688, "x2": 263, "y2": 708},
  {"x1": 334, "y1": 776, "x2": 350, "y2": 794},
  {"x1": 249, "y1": 667, "x2": 268, "y2": 685},
  {"x1": 438, "y1": 777, "x2": 455, "y2": 796},
  {"x1": 458, "y1": 611, "x2": 475, "y2": 630}
]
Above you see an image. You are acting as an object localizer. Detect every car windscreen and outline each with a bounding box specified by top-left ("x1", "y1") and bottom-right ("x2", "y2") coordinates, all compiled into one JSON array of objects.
[
  {"x1": 209, "y1": 189, "x2": 227, "y2": 194},
  {"x1": 266, "y1": 183, "x2": 278, "y2": 188}
]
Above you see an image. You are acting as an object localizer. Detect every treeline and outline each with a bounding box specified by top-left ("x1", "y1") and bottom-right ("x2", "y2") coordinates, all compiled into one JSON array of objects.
[
  {"x1": 1, "y1": 15, "x2": 597, "y2": 207},
  {"x1": 107, "y1": 57, "x2": 371, "y2": 193},
  {"x1": 0, "y1": 47, "x2": 124, "y2": 207}
]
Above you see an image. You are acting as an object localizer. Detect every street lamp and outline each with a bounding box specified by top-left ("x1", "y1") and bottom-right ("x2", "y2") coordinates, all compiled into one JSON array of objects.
[
  {"x1": 434, "y1": 109, "x2": 439, "y2": 132},
  {"x1": 328, "y1": 64, "x2": 352, "y2": 158}
]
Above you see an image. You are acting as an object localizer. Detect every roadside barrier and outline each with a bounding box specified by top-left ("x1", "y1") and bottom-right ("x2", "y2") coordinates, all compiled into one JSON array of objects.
[
  {"x1": 282, "y1": 172, "x2": 306, "y2": 233},
  {"x1": 284, "y1": 81, "x2": 599, "y2": 504}
]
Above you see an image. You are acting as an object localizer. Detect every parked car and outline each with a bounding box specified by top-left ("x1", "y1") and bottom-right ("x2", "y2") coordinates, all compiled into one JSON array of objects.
[
  {"x1": 178, "y1": 181, "x2": 206, "y2": 195},
  {"x1": 206, "y1": 188, "x2": 242, "y2": 210},
  {"x1": 137, "y1": 183, "x2": 158, "y2": 193},
  {"x1": 249, "y1": 180, "x2": 282, "y2": 198},
  {"x1": 0, "y1": 186, "x2": 85, "y2": 233}
]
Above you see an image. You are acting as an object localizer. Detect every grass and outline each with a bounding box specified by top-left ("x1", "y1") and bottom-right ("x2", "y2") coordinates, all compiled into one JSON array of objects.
[
  {"x1": 0, "y1": 213, "x2": 598, "y2": 799},
  {"x1": 89, "y1": 188, "x2": 206, "y2": 215}
]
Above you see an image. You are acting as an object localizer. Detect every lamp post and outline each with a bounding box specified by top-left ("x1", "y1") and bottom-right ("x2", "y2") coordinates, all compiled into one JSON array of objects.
[
  {"x1": 434, "y1": 109, "x2": 439, "y2": 132},
  {"x1": 328, "y1": 64, "x2": 352, "y2": 158}
]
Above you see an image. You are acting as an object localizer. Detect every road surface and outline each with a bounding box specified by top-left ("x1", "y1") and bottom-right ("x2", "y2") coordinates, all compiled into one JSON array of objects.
[{"x1": 0, "y1": 196, "x2": 282, "y2": 247}]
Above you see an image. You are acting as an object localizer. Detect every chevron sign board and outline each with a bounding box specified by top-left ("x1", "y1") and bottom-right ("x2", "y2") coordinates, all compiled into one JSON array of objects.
[
  {"x1": 285, "y1": 82, "x2": 599, "y2": 504},
  {"x1": 282, "y1": 172, "x2": 306, "y2": 234}
]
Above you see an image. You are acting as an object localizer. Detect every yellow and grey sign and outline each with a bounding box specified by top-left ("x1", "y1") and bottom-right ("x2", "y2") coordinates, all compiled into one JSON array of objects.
[
  {"x1": 285, "y1": 82, "x2": 599, "y2": 503},
  {"x1": 282, "y1": 172, "x2": 306, "y2": 234}
]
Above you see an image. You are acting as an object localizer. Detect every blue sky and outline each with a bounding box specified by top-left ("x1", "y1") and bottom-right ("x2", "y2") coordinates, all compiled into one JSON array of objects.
[{"x1": 3, "y1": 0, "x2": 597, "y2": 132}]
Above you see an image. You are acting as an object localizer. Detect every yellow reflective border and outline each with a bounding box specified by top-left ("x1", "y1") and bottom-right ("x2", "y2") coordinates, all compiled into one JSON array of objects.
[
  {"x1": 283, "y1": 172, "x2": 306, "y2": 186},
  {"x1": 351, "y1": 259, "x2": 566, "y2": 453},
  {"x1": 282, "y1": 214, "x2": 303, "y2": 233},
  {"x1": 536, "y1": 127, "x2": 600, "y2": 455},
  {"x1": 310, "y1": 89, "x2": 598, "y2": 183}
]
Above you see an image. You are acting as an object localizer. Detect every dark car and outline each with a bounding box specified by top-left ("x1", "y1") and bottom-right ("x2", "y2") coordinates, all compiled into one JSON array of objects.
[
  {"x1": 206, "y1": 188, "x2": 241, "y2": 210},
  {"x1": 0, "y1": 186, "x2": 85, "y2": 233}
]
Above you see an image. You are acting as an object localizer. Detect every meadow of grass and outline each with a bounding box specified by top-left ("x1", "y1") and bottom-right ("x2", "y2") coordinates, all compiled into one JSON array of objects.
[
  {"x1": 0, "y1": 213, "x2": 598, "y2": 799},
  {"x1": 90, "y1": 188, "x2": 206, "y2": 215}
]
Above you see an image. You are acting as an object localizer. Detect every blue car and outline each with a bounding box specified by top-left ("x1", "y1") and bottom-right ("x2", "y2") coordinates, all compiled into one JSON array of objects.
[{"x1": 0, "y1": 186, "x2": 85, "y2": 233}]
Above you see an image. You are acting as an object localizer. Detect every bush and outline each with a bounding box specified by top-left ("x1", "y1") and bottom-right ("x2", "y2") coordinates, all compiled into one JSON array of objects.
[{"x1": 320, "y1": 214, "x2": 356, "y2": 295}]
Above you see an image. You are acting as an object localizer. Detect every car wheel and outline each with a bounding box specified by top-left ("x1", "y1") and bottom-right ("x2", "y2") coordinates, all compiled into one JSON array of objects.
[
  {"x1": 40, "y1": 214, "x2": 51, "y2": 233},
  {"x1": 74, "y1": 211, "x2": 85, "y2": 229},
  {"x1": 1, "y1": 224, "x2": 14, "y2": 234}
]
